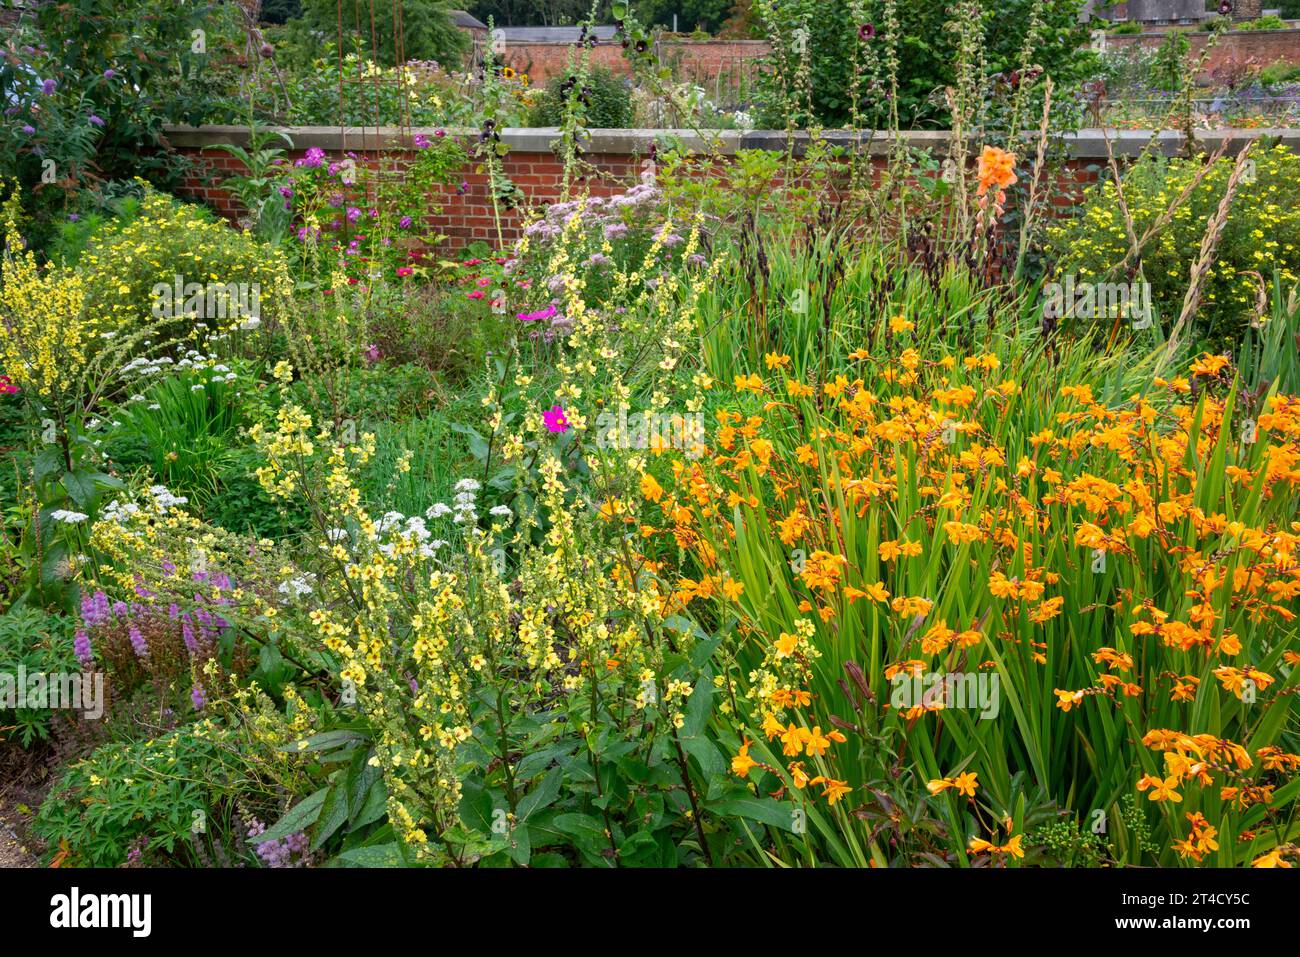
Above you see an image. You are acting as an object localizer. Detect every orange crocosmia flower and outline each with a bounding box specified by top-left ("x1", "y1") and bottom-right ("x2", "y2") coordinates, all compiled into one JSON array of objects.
[
  {"x1": 818, "y1": 778, "x2": 852, "y2": 805},
  {"x1": 722, "y1": 578, "x2": 744, "y2": 601},
  {"x1": 639, "y1": 473, "x2": 664, "y2": 502},
  {"x1": 1148, "y1": 776, "x2": 1183, "y2": 803},
  {"x1": 764, "y1": 352, "x2": 791, "y2": 370},
  {"x1": 731, "y1": 740, "x2": 756, "y2": 778},
  {"x1": 953, "y1": 772, "x2": 979, "y2": 797},
  {"x1": 1054, "y1": 688, "x2": 1084, "y2": 711},
  {"x1": 805, "y1": 726, "x2": 832, "y2": 757},
  {"x1": 1253, "y1": 849, "x2": 1293, "y2": 868},
  {"x1": 1029, "y1": 596, "x2": 1065, "y2": 623},
  {"x1": 780, "y1": 723, "x2": 808, "y2": 756},
  {"x1": 774, "y1": 632, "x2": 799, "y2": 659},
  {"x1": 1190, "y1": 353, "x2": 1230, "y2": 377},
  {"x1": 789, "y1": 762, "x2": 810, "y2": 789},
  {"x1": 988, "y1": 572, "x2": 1019, "y2": 599},
  {"x1": 1000, "y1": 834, "x2": 1025, "y2": 859},
  {"x1": 761, "y1": 712, "x2": 784, "y2": 740}
]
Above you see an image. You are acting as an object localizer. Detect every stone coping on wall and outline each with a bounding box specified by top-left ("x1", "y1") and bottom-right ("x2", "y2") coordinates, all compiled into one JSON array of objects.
[{"x1": 164, "y1": 124, "x2": 1300, "y2": 159}]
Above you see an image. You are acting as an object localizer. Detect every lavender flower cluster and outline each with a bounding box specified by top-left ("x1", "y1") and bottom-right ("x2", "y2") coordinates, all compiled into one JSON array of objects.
[
  {"x1": 76, "y1": 565, "x2": 235, "y2": 712},
  {"x1": 246, "y1": 821, "x2": 310, "y2": 868}
]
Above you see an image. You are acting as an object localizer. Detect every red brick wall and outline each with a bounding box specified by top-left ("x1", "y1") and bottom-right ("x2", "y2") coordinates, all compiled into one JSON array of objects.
[
  {"x1": 173, "y1": 138, "x2": 1104, "y2": 252},
  {"x1": 1106, "y1": 29, "x2": 1300, "y2": 78}
]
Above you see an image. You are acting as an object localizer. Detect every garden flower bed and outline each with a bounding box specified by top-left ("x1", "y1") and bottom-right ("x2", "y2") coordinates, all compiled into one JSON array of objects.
[{"x1": 2, "y1": 4, "x2": 1300, "y2": 922}]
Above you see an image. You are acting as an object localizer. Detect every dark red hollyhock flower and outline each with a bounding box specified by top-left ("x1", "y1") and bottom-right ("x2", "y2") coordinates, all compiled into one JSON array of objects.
[
  {"x1": 1218, "y1": 0, "x2": 1232, "y2": 13},
  {"x1": 858, "y1": 23, "x2": 875, "y2": 41}
]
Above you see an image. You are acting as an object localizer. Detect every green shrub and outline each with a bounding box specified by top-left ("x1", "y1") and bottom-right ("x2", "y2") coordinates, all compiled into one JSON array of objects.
[
  {"x1": 299, "y1": 0, "x2": 467, "y2": 66},
  {"x1": 1150, "y1": 31, "x2": 1190, "y2": 92},
  {"x1": 1108, "y1": 20, "x2": 1144, "y2": 34},
  {"x1": 74, "y1": 186, "x2": 295, "y2": 346},
  {"x1": 1239, "y1": 14, "x2": 1288, "y2": 31},
  {"x1": 528, "y1": 67, "x2": 634, "y2": 129},
  {"x1": 33, "y1": 713, "x2": 300, "y2": 866},
  {"x1": 1258, "y1": 62, "x2": 1300, "y2": 87},
  {"x1": 1048, "y1": 145, "x2": 1300, "y2": 346},
  {"x1": 0, "y1": 608, "x2": 77, "y2": 747},
  {"x1": 1, "y1": 2, "x2": 243, "y2": 249}
]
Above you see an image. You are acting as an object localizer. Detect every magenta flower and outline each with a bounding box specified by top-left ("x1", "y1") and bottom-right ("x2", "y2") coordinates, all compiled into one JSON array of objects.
[
  {"x1": 543, "y1": 404, "x2": 570, "y2": 434},
  {"x1": 296, "y1": 147, "x2": 326, "y2": 169}
]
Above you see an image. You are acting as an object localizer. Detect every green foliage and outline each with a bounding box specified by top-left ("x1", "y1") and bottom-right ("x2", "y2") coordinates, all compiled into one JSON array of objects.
[
  {"x1": 101, "y1": 363, "x2": 253, "y2": 510},
  {"x1": 1151, "y1": 31, "x2": 1190, "y2": 92},
  {"x1": 635, "y1": 0, "x2": 734, "y2": 31},
  {"x1": 1238, "y1": 14, "x2": 1288, "y2": 31},
  {"x1": 32, "y1": 714, "x2": 298, "y2": 866},
  {"x1": 299, "y1": 0, "x2": 468, "y2": 66},
  {"x1": 528, "y1": 67, "x2": 635, "y2": 129},
  {"x1": 1258, "y1": 62, "x2": 1300, "y2": 87},
  {"x1": 752, "y1": 0, "x2": 1095, "y2": 129},
  {"x1": 0, "y1": 0, "x2": 243, "y2": 248},
  {"x1": 0, "y1": 607, "x2": 76, "y2": 747},
  {"x1": 1049, "y1": 145, "x2": 1300, "y2": 346},
  {"x1": 206, "y1": 449, "x2": 313, "y2": 540},
  {"x1": 260, "y1": 0, "x2": 303, "y2": 23}
]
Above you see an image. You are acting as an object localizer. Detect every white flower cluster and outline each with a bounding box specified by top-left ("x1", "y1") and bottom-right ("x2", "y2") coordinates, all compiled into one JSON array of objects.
[
  {"x1": 100, "y1": 485, "x2": 189, "y2": 527},
  {"x1": 277, "y1": 573, "x2": 316, "y2": 599},
  {"x1": 376, "y1": 510, "x2": 448, "y2": 559}
]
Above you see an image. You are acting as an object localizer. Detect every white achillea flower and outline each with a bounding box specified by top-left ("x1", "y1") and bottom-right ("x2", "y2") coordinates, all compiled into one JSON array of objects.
[{"x1": 277, "y1": 576, "x2": 314, "y2": 598}]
